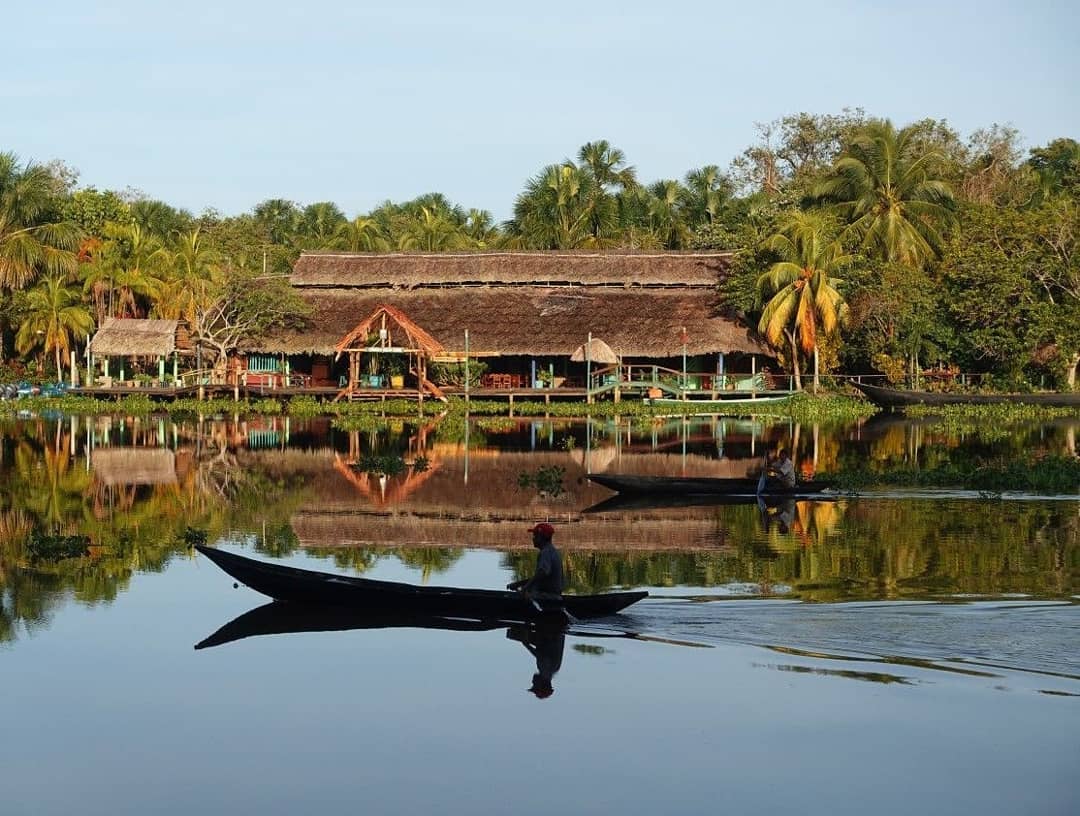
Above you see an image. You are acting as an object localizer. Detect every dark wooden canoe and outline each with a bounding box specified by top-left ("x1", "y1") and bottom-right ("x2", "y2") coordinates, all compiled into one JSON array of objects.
[
  {"x1": 196, "y1": 546, "x2": 647, "y2": 621},
  {"x1": 582, "y1": 491, "x2": 837, "y2": 514},
  {"x1": 854, "y1": 381, "x2": 1080, "y2": 409},
  {"x1": 587, "y1": 473, "x2": 836, "y2": 497}
]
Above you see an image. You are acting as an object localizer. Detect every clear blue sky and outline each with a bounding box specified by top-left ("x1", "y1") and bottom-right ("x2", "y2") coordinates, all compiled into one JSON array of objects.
[{"x1": 3, "y1": 0, "x2": 1077, "y2": 220}]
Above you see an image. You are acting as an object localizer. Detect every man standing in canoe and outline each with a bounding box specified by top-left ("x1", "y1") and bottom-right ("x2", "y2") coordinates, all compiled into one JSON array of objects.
[{"x1": 507, "y1": 522, "x2": 564, "y2": 601}]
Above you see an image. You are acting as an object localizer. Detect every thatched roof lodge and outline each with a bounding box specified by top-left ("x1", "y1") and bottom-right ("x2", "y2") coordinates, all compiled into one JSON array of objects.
[
  {"x1": 251, "y1": 251, "x2": 770, "y2": 361},
  {"x1": 89, "y1": 318, "x2": 191, "y2": 357}
]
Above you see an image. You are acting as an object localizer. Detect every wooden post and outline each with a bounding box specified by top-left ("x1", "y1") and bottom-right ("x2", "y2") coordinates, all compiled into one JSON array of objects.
[
  {"x1": 751, "y1": 356, "x2": 757, "y2": 397},
  {"x1": 464, "y1": 329, "x2": 470, "y2": 407},
  {"x1": 586, "y1": 331, "x2": 592, "y2": 406}
]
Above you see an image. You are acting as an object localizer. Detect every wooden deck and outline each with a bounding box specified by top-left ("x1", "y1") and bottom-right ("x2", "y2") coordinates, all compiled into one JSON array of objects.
[{"x1": 67, "y1": 362, "x2": 789, "y2": 406}]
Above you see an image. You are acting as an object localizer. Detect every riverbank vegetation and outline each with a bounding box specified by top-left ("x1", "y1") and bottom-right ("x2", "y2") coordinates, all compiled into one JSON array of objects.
[{"x1": 1, "y1": 115, "x2": 1077, "y2": 390}]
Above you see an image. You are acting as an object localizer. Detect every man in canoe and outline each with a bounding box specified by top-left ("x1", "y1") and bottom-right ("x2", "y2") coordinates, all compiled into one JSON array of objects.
[
  {"x1": 507, "y1": 522, "x2": 564, "y2": 602},
  {"x1": 760, "y1": 448, "x2": 797, "y2": 491}
]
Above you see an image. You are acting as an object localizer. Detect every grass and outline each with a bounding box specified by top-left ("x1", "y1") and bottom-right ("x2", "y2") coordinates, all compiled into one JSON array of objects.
[
  {"x1": 1, "y1": 391, "x2": 876, "y2": 421},
  {"x1": 835, "y1": 454, "x2": 1080, "y2": 494}
]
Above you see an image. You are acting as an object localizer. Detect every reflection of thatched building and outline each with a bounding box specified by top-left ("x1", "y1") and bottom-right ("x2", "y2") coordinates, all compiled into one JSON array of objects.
[
  {"x1": 237, "y1": 445, "x2": 762, "y2": 552},
  {"x1": 248, "y1": 251, "x2": 771, "y2": 387}
]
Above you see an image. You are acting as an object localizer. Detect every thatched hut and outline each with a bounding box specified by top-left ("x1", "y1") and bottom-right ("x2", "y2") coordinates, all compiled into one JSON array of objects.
[
  {"x1": 246, "y1": 251, "x2": 773, "y2": 389},
  {"x1": 87, "y1": 318, "x2": 192, "y2": 385}
]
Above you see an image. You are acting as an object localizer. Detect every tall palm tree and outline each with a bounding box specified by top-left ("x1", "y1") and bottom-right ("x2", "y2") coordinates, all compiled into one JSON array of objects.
[
  {"x1": 0, "y1": 152, "x2": 81, "y2": 291},
  {"x1": 510, "y1": 164, "x2": 616, "y2": 249},
  {"x1": 16, "y1": 272, "x2": 95, "y2": 379},
  {"x1": 757, "y1": 212, "x2": 852, "y2": 391},
  {"x1": 578, "y1": 141, "x2": 637, "y2": 192},
  {"x1": 812, "y1": 120, "x2": 956, "y2": 266}
]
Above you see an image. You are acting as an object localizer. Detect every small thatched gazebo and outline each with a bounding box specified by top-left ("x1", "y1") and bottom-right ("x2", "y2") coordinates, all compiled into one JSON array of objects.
[
  {"x1": 334, "y1": 305, "x2": 446, "y2": 402},
  {"x1": 88, "y1": 318, "x2": 191, "y2": 384}
]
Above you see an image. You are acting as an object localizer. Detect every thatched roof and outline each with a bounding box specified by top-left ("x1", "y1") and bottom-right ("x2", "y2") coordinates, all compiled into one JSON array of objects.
[
  {"x1": 89, "y1": 318, "x2": 180, "y2": 357},
  {"x1": 335, "y1": 304, "x2": 445, "y2": 355},
  {"x1": 291, "y1": 251, "x2": 732, "y2": 288},
  {"x1": 91, "y1": 448, "x2": 178, "y2": 486},
  {"x1": 248, "y1": 287, "x2": 769, "y2": 357},
  {"x1": 571, "y1": 337, "x2": 619, "y2": 364}
]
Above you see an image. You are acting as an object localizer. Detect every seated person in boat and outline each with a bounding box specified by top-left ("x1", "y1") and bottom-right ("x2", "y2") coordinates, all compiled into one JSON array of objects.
[
  {"x1": 764, "y1": 449, "x2": 797, "y2": 489},
  {"x1": 507, "y1": 522, "x2": 564, "y2": 601}
]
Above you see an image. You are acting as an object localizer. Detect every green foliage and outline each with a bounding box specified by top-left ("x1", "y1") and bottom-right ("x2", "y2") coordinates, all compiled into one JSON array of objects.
[
  {"x1": 62, "y1": 188, "x2": 131, "y2": 236},
  {"x1": 939, "y1": 203, "x2": 1080, "y2": 384},
  {"x1": 26, "y1": 529, "x2": 90, "y2": 561},
  {"x1": 181, "y1": 527, "x2": 208, "y2": 547},
  {"x1": 517, "y1": 465, "x2": 566, "y2": 497},
  {"x1": 429, "y1": 359, "x2": 488, "y2": 388},
  {"x1": 835, "y1": 454, "x2": 1080, "y2": 493}
]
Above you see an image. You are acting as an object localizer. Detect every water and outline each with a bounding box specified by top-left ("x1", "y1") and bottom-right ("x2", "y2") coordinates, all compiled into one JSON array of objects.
[{"x1": 1, "y1": 412, "x2": 1078, "y2": 815}]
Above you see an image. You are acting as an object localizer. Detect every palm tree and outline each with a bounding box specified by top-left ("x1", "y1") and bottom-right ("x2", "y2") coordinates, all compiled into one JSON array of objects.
[
  {"x1": 397, "y1": 207, "x2": 467, "y2": 251},
  {"x1": 578, "y1": 141, "x2": 637, "y2": 192},
  {"x1": 299, "y1": 201, "x2": 347, "y2": 248},
  {"x1": 333, "y1": 216, "x2": 389, "y2": 252},
  {"x1": 682, "y1": 165, "x2": 733, "y2": 228},
  {"x1": 812, "y1": 119, "x2": 956, "y2": 266},
  {"x1": 757, "y1": 212, "x2": 852, "y2": 391},
  {"x1": 647, "y1": 180, "x2": 692, "y2": 248},
  {"x1": 0, "y1": 152, "x2": 81, "y2": 291},
  {"x1": 82, "y1": 222, "x2": 166, "y2": 319},
  {"x1": 510, "y1": 164, "x2": 617, "y2": 249},
  {"x1": 16, "y1": 272, "x2": 95, "y2": 379},
  {"x1": 157, "y1": 228, "x2": 218, "y2": 322},
  {"x1": 464, "y1": 209, "x2": 499, "y2": 247}
]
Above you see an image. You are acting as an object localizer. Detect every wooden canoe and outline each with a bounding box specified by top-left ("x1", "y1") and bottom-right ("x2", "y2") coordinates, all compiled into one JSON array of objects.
[
  {"x1": 854, "y1": 382, "x2": 1080, "y2": 409},
  {"x1": 196, "y1": 546, "x2": 647, "y2": 621},
  {"x1": 581, "y1": 491, "x2": 837, "y2": 514},
  {"x1": 587, "y1": 473, "x2": 836, "y2": 497}
]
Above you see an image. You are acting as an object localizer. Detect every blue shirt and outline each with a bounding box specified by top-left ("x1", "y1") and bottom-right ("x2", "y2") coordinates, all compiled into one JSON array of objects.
[{"x1": 528, "y1": 542, "x2": 564, "y2": 595}]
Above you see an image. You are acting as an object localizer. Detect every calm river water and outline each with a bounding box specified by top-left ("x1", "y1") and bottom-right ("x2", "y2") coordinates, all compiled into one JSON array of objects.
[{"x1": 1, "y1": 411, "x2": 1078, "y2": 815}]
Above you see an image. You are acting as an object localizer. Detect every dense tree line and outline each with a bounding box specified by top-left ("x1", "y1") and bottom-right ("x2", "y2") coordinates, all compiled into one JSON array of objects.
[{"x1": 0, "y1": 113, "x2": 1077, "y2": 388}]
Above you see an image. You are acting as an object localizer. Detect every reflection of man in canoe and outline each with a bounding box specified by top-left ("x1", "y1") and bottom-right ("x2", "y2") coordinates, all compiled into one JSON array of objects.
[
  {"x1": 506, "y1": 522, "x2": 564, "y2": 603},
  {"x1": 508, "y1": 623, "x2": 566, "y2": 699},
  {"x1": 758, "y1": 496, "x2": 797, "y2": 534},
  {"x1": 760, "y1": 448, "x2": 797, "y2": 491}
]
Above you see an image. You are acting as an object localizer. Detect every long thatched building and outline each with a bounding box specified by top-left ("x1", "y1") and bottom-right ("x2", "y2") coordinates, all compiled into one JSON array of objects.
[{"x1": 246, "y1": 251, "x2": 773, "y2": 390}]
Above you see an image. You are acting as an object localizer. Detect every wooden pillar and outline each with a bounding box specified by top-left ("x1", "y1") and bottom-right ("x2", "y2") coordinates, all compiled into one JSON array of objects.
[{"x1": 751, "y1": 356, "x2": 757, "y2": 397}]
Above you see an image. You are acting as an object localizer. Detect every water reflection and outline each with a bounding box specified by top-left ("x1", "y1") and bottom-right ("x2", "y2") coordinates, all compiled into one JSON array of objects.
[
  {"x1": 2, "y1": 411, "x2": 1079, "y2": 644},
  {"x1": 196, "y1": 601, "x2": 571, "y2": 699}
]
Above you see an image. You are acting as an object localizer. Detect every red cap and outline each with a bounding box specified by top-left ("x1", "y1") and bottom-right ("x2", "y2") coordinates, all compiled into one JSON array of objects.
[{"x1": 528, "y1": 522, "x2": 555, "y2": 538}]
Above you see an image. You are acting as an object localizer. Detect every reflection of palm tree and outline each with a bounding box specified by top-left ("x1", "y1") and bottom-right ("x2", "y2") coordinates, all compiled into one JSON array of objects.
[{"x1": 393, "y1": 547, "x2": 464, "y2": 583}]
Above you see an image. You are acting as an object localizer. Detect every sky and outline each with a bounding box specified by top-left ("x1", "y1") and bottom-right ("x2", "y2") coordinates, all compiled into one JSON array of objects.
[{"x1": 2, "y1": 0, "x2": 1077, "y2": 220}]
